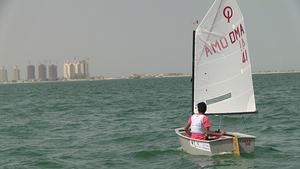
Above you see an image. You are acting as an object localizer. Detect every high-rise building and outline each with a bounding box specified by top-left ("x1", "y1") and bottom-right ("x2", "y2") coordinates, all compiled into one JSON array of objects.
[
  {"x1": 48, "y1": 64, "x2": 58, "y2": 81},
  {"x1": 63, "y1": 62, "x2": 76, "y2": 79},
  {"x1": 13, "y1": 65, "x2": 21, "y2": 82},
  {"x1": 27, "y1": 65, "x2": 35, "y2": 81},
  {"x1": 63, "y1": 59, "x2": 89, "y2": 80},
  {"x1": 0, "y1": 66, "x2": 8, "y2": 82},
  {"x1": 69, "y1": 63, "x2": 76, "y2": 79},
  {"x1": 38, "y1": 64, "x2": 47, "y2": 81},
  {"x1": 74, "y1": 61, "x2": 82, "y2": 79},
  {"x1": 63, "y1": 62, "x2": 69, "y2": 79},
  {"x1": 80, "y1": 60, "x2": 89, "y2": 78}
]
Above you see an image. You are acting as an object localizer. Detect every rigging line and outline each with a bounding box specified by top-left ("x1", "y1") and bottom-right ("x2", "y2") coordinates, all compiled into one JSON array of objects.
[
  {"x1": 196, "y1": 19, "x2": 248, "y2": 66},
  {"x1": 198, "y1": 18, "x2": 247, "y2": 46},
  {"x1": 198, "y1": 15, "x2": 246, "y2": 42},
  {"x1": 242, "y1": 115, "x2": 248, "y2": 133},
  {"x1": 198, "y1": 0, "x2": 222, "y2": 26},
  {"x1": 195, "y1": 36, "x2": 228, "y2": 67},
  {"x1": 200, "y1": 29, "x2": 225, "y2": 38},
  {"x1": 196, "y1": 0, "x2": 223, "y2": 63},
  {"x1": 218, "y1": 115, "x2": 222, "y2": 131},
  {"x1": 197, "y1": 16, "x2": 246, "y2": 48}
]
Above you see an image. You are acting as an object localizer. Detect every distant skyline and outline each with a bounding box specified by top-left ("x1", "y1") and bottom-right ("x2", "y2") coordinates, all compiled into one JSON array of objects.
[{"x1": 0, "y1": 0, "x2": 299, "y2": 80}]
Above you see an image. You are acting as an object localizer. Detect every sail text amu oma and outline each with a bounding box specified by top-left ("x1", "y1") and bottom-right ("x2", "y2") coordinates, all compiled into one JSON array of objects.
[{"x1": 204, "y1": 23, "x2": 248, "y2": 63}]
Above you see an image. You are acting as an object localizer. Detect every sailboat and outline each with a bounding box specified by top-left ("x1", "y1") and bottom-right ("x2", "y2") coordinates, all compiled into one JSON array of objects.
[{"x1": 175, "y1": 0, "x2": 256, "y2": 156}]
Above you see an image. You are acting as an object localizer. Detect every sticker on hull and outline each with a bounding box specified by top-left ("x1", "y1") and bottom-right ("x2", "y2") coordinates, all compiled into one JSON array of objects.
[{"x1": 190, "y1": 140, "x2": 211, "y2": 152}]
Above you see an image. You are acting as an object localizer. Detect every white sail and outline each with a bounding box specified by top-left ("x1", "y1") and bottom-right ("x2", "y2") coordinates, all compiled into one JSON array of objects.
[{"x1": 193, "y1": 0, "x2": 256, "y2": 114}]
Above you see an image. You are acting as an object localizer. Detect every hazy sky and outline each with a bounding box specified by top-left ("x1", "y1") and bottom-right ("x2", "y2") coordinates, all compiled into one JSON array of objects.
[{"x1": 0, "y1": 0, "x2": 299, "y2": 79}]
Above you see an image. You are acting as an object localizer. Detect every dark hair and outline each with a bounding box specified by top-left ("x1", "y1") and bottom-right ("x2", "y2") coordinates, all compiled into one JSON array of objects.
[{"x1": 197, "y1": 102, "x2": 207, "y2": 114}]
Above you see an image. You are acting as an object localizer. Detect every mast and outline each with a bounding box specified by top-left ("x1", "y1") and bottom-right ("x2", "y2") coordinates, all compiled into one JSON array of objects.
[{"x1": 192, "y1": 30, "x2": 195, "y2": 114}]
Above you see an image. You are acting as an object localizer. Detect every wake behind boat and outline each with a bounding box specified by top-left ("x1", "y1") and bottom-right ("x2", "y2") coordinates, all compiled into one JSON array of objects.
[{"x1": 175, "y1": 0, "x2": 257, "y2": 156}]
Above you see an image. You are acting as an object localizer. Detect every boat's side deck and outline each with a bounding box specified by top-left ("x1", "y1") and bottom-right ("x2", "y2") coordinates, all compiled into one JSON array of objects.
[{"x1": 175, "y1": 128, "x2": 233, "y2": 143}]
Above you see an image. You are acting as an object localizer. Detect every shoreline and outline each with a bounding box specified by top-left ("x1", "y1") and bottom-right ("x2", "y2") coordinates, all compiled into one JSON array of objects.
[
  {"x1": 0, "y1": 74, "x2": 191, "y2": 85},
  {"x1": 0, "y1": 71, "x2": 299, "y2": 85},
  {"x1": 253, "y1": 70, "x2": 300, "y2": 75}
]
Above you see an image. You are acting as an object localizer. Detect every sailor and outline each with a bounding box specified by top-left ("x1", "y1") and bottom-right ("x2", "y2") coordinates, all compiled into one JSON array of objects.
[{"x1": 184, "y1": 102, "x2": 223, "y2": 140}]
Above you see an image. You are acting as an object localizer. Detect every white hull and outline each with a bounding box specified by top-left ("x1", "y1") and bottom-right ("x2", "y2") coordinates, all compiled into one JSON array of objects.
[{"x1": 175, "y1": 128, "x2": 255, "y2": 156}]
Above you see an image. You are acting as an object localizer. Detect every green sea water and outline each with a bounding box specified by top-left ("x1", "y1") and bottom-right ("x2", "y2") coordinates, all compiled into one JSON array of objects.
[{"x1": 0, "y1": 73, "x2": 299, "y2": 169}]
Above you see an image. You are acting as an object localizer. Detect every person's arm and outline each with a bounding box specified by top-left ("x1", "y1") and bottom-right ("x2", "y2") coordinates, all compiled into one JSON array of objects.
[
  {"x1": 184, "y1": 118, "x2": 192, "y2": 137},
  {"x1": 203, "y1": 116, "x2": 224, "y2": 136},
  {"x1": 205, "y1": 128, "x2": 224, "y2": 136},
  {"x1": 202, "y1": 116, "x2": 211, "y2": 135},
  {"x1": 211, "y1": 131, "x2": 224, "y2": 136}
]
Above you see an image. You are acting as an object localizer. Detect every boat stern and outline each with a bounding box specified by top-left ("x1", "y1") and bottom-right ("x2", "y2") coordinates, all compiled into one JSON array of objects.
[{"x1": 226, "y1": 132, "x2": 256, "y2": 154}]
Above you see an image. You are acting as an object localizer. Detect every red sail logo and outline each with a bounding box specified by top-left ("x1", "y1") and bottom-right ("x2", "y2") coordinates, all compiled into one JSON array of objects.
[{"x1": 223, "y1": 6, "x2": 233, "y2": 23}]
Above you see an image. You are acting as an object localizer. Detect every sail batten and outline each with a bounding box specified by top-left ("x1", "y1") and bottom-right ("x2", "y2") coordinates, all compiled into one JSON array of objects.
[
  {"x1": 193, "y1": 0, "x2": 256, "y2": 115},
  {"x1": 203, "y1": 111, "x2": 257, "y2": 115}
]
